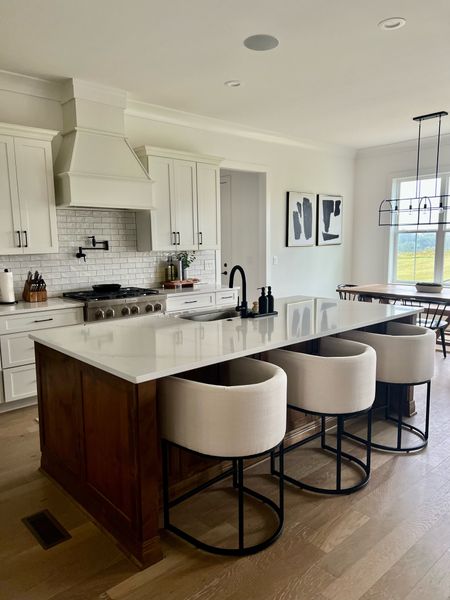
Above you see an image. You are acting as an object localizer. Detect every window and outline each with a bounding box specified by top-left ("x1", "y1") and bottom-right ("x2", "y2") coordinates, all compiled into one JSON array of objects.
[{"x1": 390, "y1": 174, "x2": 450, "y2": 284}]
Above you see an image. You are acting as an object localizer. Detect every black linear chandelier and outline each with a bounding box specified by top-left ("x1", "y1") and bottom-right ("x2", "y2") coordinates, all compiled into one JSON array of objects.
[{"x1": 378, "y1": 111, "x2": 449, "y2": 226}]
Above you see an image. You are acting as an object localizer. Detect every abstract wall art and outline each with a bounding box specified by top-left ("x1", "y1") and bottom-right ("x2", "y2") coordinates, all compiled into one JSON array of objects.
[
  {"x1": 317, "y1": 194, "x2": 343, "y2": 246},
  {"x1": 286, "y1": 192, "x2": 316, "y2": 247}
]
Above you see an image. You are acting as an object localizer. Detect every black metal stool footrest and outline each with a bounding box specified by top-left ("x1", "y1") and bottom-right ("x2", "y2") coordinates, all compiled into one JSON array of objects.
[
  {"x1": 162, "y1": 441, "x2": 284, "y2": 556},
  {"x1": 342, "y1": 419, "x2": 428, "y2": 454},
  {"x1": 342, "y1": 380, "x2": 431, "y2": 454},
  {"x1": 271, "y1": 409, "x2": 372, "y2": 496}
]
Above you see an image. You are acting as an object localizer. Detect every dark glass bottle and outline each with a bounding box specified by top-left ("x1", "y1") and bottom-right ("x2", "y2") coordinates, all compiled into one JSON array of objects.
[
  {"x1": 267, "y1": 286, "x2": 274, "y2": 313},
  {"x1": 258, "y1": 287, "x2": 268, "y2": 314}
]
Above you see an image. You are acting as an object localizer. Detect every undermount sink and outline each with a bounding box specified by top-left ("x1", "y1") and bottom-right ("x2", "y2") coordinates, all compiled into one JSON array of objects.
[{"x1": 179, "y1": 308, "x2": 240, "y2": 322}]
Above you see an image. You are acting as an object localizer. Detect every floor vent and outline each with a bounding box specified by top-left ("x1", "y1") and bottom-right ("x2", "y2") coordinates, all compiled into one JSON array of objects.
[{"x1": 22, "y1": 509, "x2": 71, "y2": 549}]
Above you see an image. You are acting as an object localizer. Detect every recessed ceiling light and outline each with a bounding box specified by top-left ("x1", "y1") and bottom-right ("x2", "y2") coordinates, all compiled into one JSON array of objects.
[
  {"x1": 224, "y1": 80, "x2": 241, "y2": 88},
  {"x1": 243, "y1": 34, "x2": 279, "y2": 51},
  {"x1": 378, "y1": 17, "x2": 406, "y2": 31}
]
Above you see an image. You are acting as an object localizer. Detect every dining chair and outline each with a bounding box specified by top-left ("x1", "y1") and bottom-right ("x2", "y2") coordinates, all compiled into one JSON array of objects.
[
  {"x1": 337, "y1": 284, "x2": 360, "y2": 301},
  {"x1": 399, "y1": 298, "x2": 449, "y2": 358}
]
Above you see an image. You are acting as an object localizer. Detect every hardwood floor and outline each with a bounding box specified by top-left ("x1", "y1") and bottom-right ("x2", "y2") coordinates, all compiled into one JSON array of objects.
[{"x1": 2, "y1": 351, "x2": 450, "y2": 599}]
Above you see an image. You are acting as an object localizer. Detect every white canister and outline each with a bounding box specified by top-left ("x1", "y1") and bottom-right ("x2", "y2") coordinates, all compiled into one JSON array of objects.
[{"x1": 0, "y1": 269, "x2": 15, "y2": 304}]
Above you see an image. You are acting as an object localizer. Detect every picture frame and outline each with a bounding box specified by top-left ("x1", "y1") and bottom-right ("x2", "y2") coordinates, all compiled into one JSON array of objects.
[
  {"x1": 286, "y1": 191, "x2": 316, "y2": 247},
  {"x1": 317, "y1": 194, "x2": 343, "y2": 246}
]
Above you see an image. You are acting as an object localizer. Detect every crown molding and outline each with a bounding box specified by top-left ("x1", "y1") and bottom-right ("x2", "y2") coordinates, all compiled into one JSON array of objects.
[
  {"x1": 0, "y1": 69, "x2": 63, "y2": 102},
  {"x1": 126, "y1": 98, "x2": 355, "y2": 158},
  {"x1": 61, "y1": 78, "x2": 127, "y2": 108},
  {"x1": 356, "y1": 132, "x2": 450, "y2": 159}
]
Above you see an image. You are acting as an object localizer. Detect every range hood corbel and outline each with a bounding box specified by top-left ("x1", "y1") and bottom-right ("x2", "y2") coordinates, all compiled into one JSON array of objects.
[{"x1": 54, "y1": 79, "x2": 153, "y2": 210}]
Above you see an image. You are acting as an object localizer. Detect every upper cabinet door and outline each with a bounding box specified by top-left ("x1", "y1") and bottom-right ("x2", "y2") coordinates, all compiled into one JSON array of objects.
[
  {"x1": 149, "y1": 155, "x2": 176, "y2": 250},
  {"x1": 14, "y1": 137, "x2": 58, "y2": 254},
  {"x1": 0, "y1": 135, "x2": 22, "y2": 254},
  {"x1": 196, "y1": 163, "x2": 220, "y2": 250},
  {"x1": 173, "y1": 159, "x2": 197, "y2": 250}
]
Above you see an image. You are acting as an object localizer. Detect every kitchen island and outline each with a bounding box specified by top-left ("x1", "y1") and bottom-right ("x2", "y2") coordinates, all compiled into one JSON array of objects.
[{"x1": 31, "y1": 296, "x2": 418, "y2": 567}]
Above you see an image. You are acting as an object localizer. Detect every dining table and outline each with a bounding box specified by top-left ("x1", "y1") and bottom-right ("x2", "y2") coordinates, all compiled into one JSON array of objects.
[{"x1": 336, "y1": 283, "x2": 450, "y2": 305}]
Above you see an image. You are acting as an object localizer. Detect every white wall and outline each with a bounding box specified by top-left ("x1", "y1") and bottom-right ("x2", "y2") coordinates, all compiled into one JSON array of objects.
[
  {"x1": 0, "y1": 75, "x2": 356, "y2": 299},
  {"x1": 353, "y1": 135, "x2": 450, "y2": 283}
]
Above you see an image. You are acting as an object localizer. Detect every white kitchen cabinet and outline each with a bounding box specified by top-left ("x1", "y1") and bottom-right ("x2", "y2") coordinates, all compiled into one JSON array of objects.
[
  {"x1": 215, "y1": 289, "x2": 238, "y2": 306},
  {"x1": 0, "y1": 302, "x2": 83, "y2": 412},
  {"x1": 135, "y1": 146, "x2": 221, "y2": 252},
  {"x1": 0, "y1": 123, "x2": 58, "y2": 255},
  {"x1": 196, "y1": 162, "x2": 220, "y2": 250},
  {"x1": 165, "y1": 292, "x2": 215, "y2": 313},
  {"x1": 3, "y1": 364, "x2": 37, "y2": 403}
]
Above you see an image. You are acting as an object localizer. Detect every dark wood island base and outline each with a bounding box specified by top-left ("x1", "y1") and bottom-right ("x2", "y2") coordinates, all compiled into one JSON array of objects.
[{"x1": 36, "y1": 343, "x2": 162, "y2": 567}]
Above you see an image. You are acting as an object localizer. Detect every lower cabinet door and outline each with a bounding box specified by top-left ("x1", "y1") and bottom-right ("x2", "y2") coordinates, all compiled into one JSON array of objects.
[
  {"x1": 3, "y1": 364, "x2": 37, "y2": 402},
  {"x1": 0, "y1": 332, "x2": 35, "y2": 368}
]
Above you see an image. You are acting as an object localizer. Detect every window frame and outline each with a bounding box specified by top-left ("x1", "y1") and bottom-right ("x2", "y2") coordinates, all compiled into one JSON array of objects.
[{"x1": 389, "y1": 171, "x2": 450, "y2": 285}]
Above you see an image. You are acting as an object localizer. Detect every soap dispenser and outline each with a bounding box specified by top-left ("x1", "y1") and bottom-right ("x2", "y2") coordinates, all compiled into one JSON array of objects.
[
  {"x1": 258, "y1": 287, "x2": 268, "y2": 314},
  {"x1": 267, "y1": 286, "x2": 274, "y2": 313}
]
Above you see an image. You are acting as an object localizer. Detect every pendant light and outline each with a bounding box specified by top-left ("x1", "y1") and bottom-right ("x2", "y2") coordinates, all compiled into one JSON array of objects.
[{"x1": 378, "y1": 111, "x2": 449, "y2": 226}]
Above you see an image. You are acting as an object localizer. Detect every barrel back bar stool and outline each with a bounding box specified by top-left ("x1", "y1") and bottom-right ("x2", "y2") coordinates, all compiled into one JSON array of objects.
[
  {"x1": 158, "y1": 357, "x2": 287, "y2": 556},
  {"x1": 340, "y1": 321, "x2": 435, "y2": 453},
  {"x1": 267, "y1": 337, "x2": 376, "y2": 495}
]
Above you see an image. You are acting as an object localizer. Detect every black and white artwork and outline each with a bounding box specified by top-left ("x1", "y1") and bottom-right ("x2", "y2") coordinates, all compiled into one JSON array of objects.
[
  {"x1": 317, "y1": 194, "x2": 343, "y2": 246},
  {"x1": 286, "y1": 192, "x2": 316, "y2": 247}
]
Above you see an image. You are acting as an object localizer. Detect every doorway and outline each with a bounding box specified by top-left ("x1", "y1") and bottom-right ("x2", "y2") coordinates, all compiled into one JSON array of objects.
[{"x1": 219, "y1": 169, "x2": 267, "y2": 307}]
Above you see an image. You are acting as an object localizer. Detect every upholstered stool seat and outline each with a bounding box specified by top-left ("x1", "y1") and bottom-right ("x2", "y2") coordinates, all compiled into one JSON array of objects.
[
  {"x1": 267, "y1": 337, "x2": 376, "y2": 495},
  {"x1": 158, "y1": 356, "x2": 287, "y2": 556},
  {"x1": 340, "y1": 321, "x2": 435, "y2": 452}
]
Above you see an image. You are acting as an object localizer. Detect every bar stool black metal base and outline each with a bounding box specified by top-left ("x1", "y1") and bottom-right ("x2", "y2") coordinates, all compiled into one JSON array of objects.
[
  {"x1": 161, "y1": 440, "x2": 284, "y2": 556},
  {"x1": 342, "y1": 381, "x2": 431, "y2": 454},
  {"x1": 272, "y1": 407, "x2": 372, "y2": 496}
]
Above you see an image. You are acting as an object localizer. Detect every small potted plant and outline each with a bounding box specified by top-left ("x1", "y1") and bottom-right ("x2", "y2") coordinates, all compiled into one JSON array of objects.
[{"x1": 176, "y1": 250, "x2": 196, "y2": 280}]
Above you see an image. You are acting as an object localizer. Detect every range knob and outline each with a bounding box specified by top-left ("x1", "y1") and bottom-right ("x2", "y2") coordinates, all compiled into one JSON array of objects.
[
  {"x1": 130, "y1": 305, "x2": 140, "y2": 315},
  {"x1": 95, "y1": 309, "x2": 105, "y2": 320},
  {"x1": 121, "y1": 306, "x2": 131, "y2": 316},
  {"x1": 105, "y1": 308, "x2": 115, "y2": 319},
  {"x1": 154, "y1": 303, "x2": 162, "y2": 312},
  {"x1": 145, "y1": 304, "x2": 154, "y2": 313}
]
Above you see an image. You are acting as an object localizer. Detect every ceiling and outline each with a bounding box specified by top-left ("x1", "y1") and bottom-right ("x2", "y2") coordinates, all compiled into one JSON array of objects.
[{"x1": 1, "y1": 0, "x2": 449, "y2": 149}]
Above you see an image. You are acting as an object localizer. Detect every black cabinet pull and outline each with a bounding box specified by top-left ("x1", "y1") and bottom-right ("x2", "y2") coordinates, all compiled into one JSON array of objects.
[
  {"x1": 198, "y1": 231, "x2": 203, "y2": 245},
  {"x1": 172, "y1": 232, "x2": 177, "y2": 245},
  {"x1": 184, "y1": 300, "x2": 198, "y2": 304},
  {"x1": 22, "y1": 230, "x2": 28, "y2": 248},
  {"x1": 33, "y1": 318, "x2": 53, "y2": 323},
  {"x1": 221, "y1": 271, "x2": 228, "y2": 276},
  {"x1": 16, "y1": 230, "x2": 21, "y2": 248},
  {"x1": 176, "y1": 232, "x2": 181, "y2": 245}
]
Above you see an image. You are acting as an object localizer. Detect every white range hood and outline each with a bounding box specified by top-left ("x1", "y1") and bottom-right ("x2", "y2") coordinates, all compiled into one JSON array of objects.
[{"x1": 54, "y1": 79, "x2": 153, "y2": 210}]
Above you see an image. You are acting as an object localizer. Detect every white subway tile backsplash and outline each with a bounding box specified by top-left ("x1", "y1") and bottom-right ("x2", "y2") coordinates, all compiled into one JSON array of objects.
[{"x1": 0, "y1": 209, "x2": 216, "y2": 297}]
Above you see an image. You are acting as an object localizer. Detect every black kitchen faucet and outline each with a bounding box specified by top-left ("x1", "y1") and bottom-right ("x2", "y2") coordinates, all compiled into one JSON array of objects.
[{"x1": 229, "y1": 264, "x2": 249, "y2": 318}]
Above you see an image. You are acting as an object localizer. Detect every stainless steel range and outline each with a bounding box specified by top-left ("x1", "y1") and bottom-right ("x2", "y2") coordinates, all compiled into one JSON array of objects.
[{"x1": 63, "y1": 285, "x2": 166, "y2": 321}]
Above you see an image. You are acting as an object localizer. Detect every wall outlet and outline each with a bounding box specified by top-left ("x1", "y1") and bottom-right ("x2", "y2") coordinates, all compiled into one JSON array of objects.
[
  {"x1": 272, "y1": 255, "x2": 279, "y2": 265},
  {"x1": 204, "y1": 259, "x2": 215, "y2": 271}
]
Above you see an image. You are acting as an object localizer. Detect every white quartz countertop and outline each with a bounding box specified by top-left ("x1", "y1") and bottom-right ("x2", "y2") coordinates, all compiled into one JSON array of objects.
[
  {"x1": 0, "y1": 297, "x2": 83, "y2": 316},
  {"x1": 157, "y1": 285, "x2": 239, "y2": 296},
  {"x1": 30, "y1": 295, "x2": 419, "y2": 384}
]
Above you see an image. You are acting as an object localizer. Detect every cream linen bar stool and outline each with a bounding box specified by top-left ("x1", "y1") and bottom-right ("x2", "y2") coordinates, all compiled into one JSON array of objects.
[
  {"x1": 158, "y1": 357, "x2": 287, "y2": 556},
  {"x1": 267, "y1": 337, "x2": 376, "y2": 495},
  {"x1": 340, "y1": 321, "x2": 435, "y2": 452}
]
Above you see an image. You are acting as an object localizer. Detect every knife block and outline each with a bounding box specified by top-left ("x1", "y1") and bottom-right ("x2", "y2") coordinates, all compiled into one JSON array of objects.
[{"x1": 22, "y1": 281, "x2": 47, "y2": 302}]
